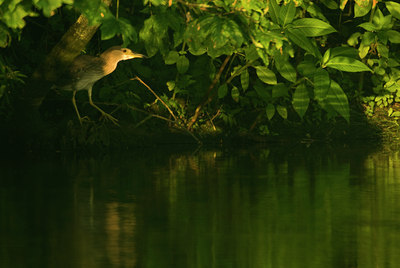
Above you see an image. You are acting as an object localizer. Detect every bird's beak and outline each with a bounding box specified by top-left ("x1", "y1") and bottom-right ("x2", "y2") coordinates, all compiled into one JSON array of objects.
[{"x1": 127, "y1": 51, "x2": 146, "y2": 59}]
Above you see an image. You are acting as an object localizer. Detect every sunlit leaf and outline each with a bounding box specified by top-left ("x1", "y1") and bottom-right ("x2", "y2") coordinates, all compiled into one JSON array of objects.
[
  {"x1": 386, "y1": 1, "x2": 400, "y2": 20},
  {"x1": 255, "y1": 66, "x2": 277, "y2": 85},
  {"x1": 340, "y1": 0, "x2": 349, "y2": 10},
  {"x1": 286, "y1": 28, "x2": 321, "y2": 58},
  {"x1": 314, "y1": 68, "x2": 330, "y2": 101},
  {"x1": 387, "y1": 30, "x2": 400, "y2": 43},
  {"x1": 322, "y1": 48, "x2": 331, "y2": 65},
  {"x1": 325, "y1": 56, "x2": 371, "y2": 72},
  {"x1": 292, "y1": 83, "x2": 310, "y2": 118},
  {"x1": 268, "y1": 0, "x2": 280, "y2": 24},
  {"x1": 279, "y1": 0, "x2": 296, "y2": 26},
  {"x1": 326, "y1": 80, "x2": 350, "y2": 122},
  {"x1": 291, "y1": 18, "x2": 337, "y2": 37},
  {"x1": 354, "y1": 0, "x2": 372, "y2": 18}
]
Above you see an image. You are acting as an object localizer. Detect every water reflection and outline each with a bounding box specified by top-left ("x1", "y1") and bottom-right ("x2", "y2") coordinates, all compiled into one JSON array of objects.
[{"x1": 1, "y1": 145, "x2": 400, "y2": 267}]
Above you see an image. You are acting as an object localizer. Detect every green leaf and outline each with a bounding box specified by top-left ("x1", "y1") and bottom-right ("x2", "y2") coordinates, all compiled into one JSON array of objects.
[
  {"x1": 325, "y1": 56, "x2": 371, "y2": 72},
  {"x1": 286, "y1": 28, "x2": 321, "y2": 58},
  {"x1": 240, "y1": 69, "x2": 249, "y2": 91},
  {"x1": 139, "y1": 15, "x2": 168, "y2": 57},
  {"x1": 358, "y1": 22, "x2": 377, "y2": 31},
  {"x1": 266, "y1": 104, "x2": 275, "y2": 120},
  {"x1": 276, "y1": 105, "x2": 288, "y2": 119},
  {"x1": 167, "y1": 81, "x2": 176, "y2": 91},
  {"x1": 291, "y1": 18, "x2": 337, "y2": 37},
  {"x1": 314, "y1": 68, "x2": 330, "y2": 101},
  {"x1": 279, "y1": 0, "x2": 296, "y2": 26},
  {"x1": 100, "y1": 17, "x2": 119, "y2": 40},
  {"x1": 272, "y1": 83, "x2": 289, "y2": 98},
  {"x1": 340, "y1": 0, "x2": 349, "y2": 10},
  {"x1": 255, "y1": 66, "x2": 277, "y2": 85},
  {"x1": 176, "y1": 55, "x2": 189, "y2": 74},
  {"x1": 275, "y1": 55, "x2": 297, "y2": 82},
  {"x1": 218, "y1": 84, "x2": 228, "y2": 99},
  {"x1": 354, "y1": 0, "x2": 372, "y2": 18},
  {"x1": 231, "y1": 86, "x2": 240, "y2": 102},
  {"x1": 326, "y1": 80, "x2": 350, "y2": 122},
  {"x1": 33, "y1": 0, "x2": 67, "y2": 17},
  {"x1": 387, "y1": 30, "x2": 400, "y2": 44},
  {"x1": 1, "y1": 4, "x2": 30, "y2": 29},
  {"x1": 347, "y1": 32, "x2": 362, "y2": 46},
  {"x1": 292, "y1": 83, "x2": 310, "y2": 118},
  {"x1": 254, "y1": 82, "x2": 272, "y2": 102},
  {"x1": 387, "y1": 1, "x2": 400, "y2": 20},
  {"x1": 320, "y1": 0, "x2": 339, "y2": 9},
  {"x1": 165, "y1": 51, "x2": 180, "y2": 64},
  {"x1": 268, "y1": 0, "x2": 281, "y2": 24},
  {"x1": 322, "y1": 48, "x2": 331, "y2": 65},
  {"x1": 330, "y1": 47, "x2": 359, "y2": 58}
]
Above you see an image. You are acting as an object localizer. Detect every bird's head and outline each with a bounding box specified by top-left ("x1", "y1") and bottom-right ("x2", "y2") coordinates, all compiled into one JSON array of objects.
[{"x1": 101, "y1": 46, "x2": 146, "y2": 62}]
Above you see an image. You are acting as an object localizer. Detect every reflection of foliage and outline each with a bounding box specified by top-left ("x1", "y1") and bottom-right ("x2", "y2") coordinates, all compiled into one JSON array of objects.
[{"x1": 2, "y1": 0, "x2": 400, "y2": 144}]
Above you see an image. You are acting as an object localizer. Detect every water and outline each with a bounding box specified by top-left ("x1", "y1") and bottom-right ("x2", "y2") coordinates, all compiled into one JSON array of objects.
[{"x1": 1, "y1": 145, "x2": 400, "y2": 268}]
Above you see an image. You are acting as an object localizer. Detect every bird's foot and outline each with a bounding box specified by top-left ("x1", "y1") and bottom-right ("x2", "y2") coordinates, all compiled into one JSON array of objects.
[
  {"x1": 78, "y1": 116, "x2": 92, "y2": 125},
  {"x1": 100, "y1": 112, "x2": 119, "y2": 126}
]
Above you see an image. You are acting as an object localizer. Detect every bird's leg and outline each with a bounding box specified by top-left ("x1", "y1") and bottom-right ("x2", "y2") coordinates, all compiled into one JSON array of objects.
[
  {"x1": 72, "y1": 89, "x2": 84, "y2": 125},
  {"x1": 87, "y1": 87, "x2": 119, "y2": 125}
]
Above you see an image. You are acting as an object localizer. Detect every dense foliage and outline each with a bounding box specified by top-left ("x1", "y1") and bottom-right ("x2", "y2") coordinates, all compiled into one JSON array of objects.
[{"x1": 1, "y1": 0, "x2": 400, "y2": 146}]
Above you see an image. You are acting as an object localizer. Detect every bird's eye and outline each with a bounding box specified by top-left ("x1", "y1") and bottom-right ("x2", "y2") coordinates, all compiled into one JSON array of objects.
[{"x1": 122, "y1": 49, "x2": 127, "y2": 53}]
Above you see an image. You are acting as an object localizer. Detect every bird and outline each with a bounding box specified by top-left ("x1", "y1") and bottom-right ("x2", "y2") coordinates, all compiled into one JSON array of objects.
[{"x1": 56, "y1": 46, "x2": 145, "y2": 125}]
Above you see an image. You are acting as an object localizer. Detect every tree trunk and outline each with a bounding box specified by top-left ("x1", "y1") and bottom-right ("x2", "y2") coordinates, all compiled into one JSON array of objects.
[{"x1": 27, "y1": 15, "x2": 99, "y2": 108}]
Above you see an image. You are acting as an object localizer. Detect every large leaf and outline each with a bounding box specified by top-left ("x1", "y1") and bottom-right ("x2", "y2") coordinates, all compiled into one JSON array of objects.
[
  {"x1": 325, "y1": 56, "x2": 371, "y2": 72},
  {"x1": 176, "y1": 55, "x2": 189, "y2": 74},
  {"x1": 313, "y1": 68, "x2": 330, "y2": 101},
  {"x1": 387, "y1": 30, "x2": 400, "y2": 44},
  {"x1": 292, "y1": 83, "x2": 310, "y2": 118},
  {"x1": 291, "y1": 18, "x2": 336, "y2": 37},
  {"x1": 387, "y1": 1, "x2": 400, "y2": 20},
  {"x1": 326, "y1": 80, "x2": 350, "y2": 122},
  {"x1": 139, "y1": 15, "x2": 168, "y2": 57},
  {"x1": 286, "y1": 28, "x2": 321, "y2": 58},
  {"x1": 279, "y1": 0, "x2": 296, "y2": 26},
  {"x1": 275, "y1": 54, "x2": 297, "y2": 82},
  {"x1": 255, "y1": 66, "x2": 277, "y2": 85},
  {"x1": 268, "y1": 0, "x2": 280, "y2": 24},
  {"x1": 34, "y1": 0, "x2": 71, "y2": 17},
  {"x1": 272, "y1": 83, "x2": 289, "y2": 98},
  {"x1": 354, "y1": 0, "x2": 372, "y2": 18}
]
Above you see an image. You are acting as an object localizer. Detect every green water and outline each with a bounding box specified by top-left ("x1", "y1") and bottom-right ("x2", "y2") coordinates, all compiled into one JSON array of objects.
[{"x1": 1, "y1": 145, "x2": 400, "y2": 268}]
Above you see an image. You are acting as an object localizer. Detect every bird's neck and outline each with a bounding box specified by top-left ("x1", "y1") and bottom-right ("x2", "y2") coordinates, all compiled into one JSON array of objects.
[{"x1": 101, "y1": 57, "x2": 120, "y2": 76}]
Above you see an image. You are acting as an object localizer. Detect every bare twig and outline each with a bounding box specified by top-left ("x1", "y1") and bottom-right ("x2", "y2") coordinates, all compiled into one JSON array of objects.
[{"x1": 131, "y1": 76, "x2": 178, "y2": 122}]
